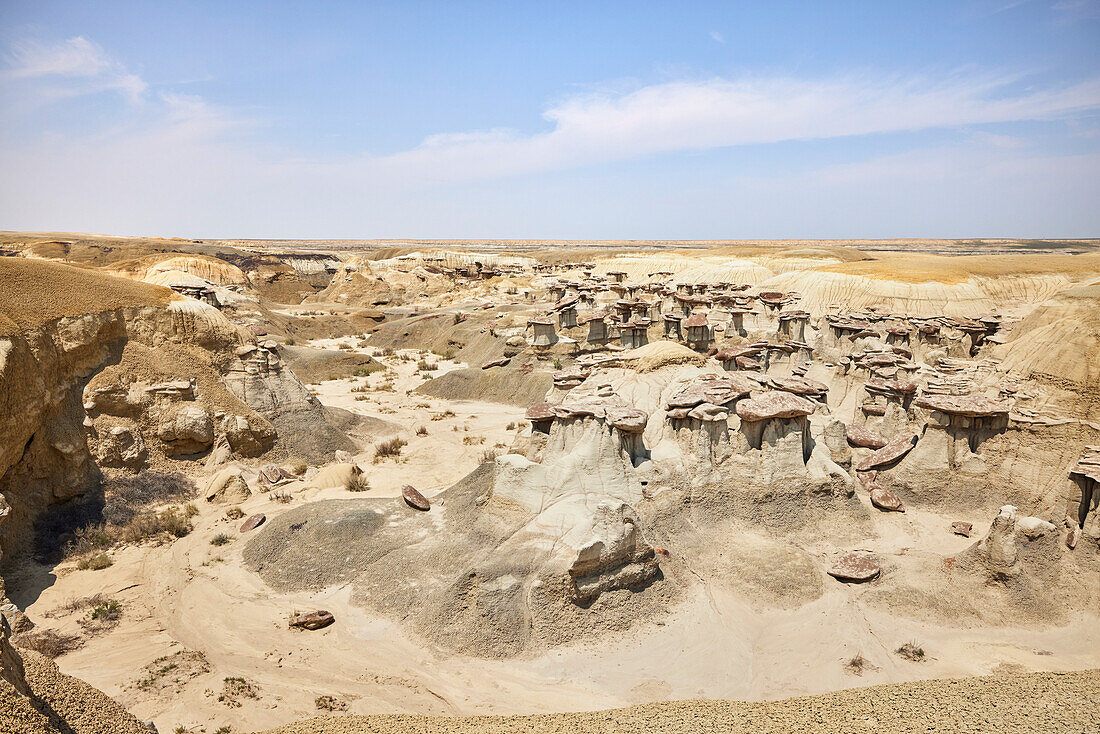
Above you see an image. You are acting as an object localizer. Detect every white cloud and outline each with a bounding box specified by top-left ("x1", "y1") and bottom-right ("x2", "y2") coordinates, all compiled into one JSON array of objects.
[
  {"x1": 360, "y1": 73, "x2": 1100, "y2": 184},
  {"x1": 709, "y1": 31, "x2": 725, "y2": 44}
]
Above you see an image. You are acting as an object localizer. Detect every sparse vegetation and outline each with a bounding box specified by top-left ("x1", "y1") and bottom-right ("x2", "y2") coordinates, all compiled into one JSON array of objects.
[
  {"x1": 374, "y1": 436, "x2": 408, "y2": 459},
  {"x1": 896, "y1": 642, "x2": 926, "y2": 662},
  {"x1": 844, "y1": 653, "x2": 877, "y2": 676},
  {"x1": 82, "y1": 598, "x2": 123, "y2": 633},
  {"x1": 415, "y1": 425, "x2": 429, "y2": 436},
  {"x1": 506, "y1": 421, "x2": 517, "y2": 430},
  {"x1": 77, "y1": 551, "x2": 112, "y2": 570},
  {"x1": 271, "y1": 490, "x2": 294, "y2": 504},
  {"x1": 315, "y1": 694, "x2": 349, "y2": 711},
  {"x1": 133, "y1": 650, "x2": 211, "y2": 693},
  {"x1": 479, "y1": 449, "x2": 500, "y2": 463},
  {"x1": 463, "y1": 435, "x2": 485, "y2": 445},
  {"x1": 36, "y1": 473, "x2": 198, "y2": 565},
  {"x1": 225, "y1": 506, "x2": 244, "y2": 520},
  {"x1": 211, "y1": 533, "x2": 232, "y2": 546},
  {"x1": 14, "y1": 629, "x2": 83, "y2": 658},
  {"x1": 218, "y1": 676, "x2": 260, "y2": 707},
  {"x1": 553, "y1": 358, "x2": 563, "y2": 369},
  {"x1": 417, "y1": 359, "x2": 438, "y2": 371}
]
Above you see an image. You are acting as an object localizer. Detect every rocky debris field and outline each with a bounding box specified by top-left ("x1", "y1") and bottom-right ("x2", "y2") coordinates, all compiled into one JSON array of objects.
[{"x1": 258, "y1": 669, "x2": 1100, "y2": 734}]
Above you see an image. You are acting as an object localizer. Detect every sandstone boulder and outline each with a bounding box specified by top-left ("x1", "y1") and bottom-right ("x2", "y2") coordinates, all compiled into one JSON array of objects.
[
  {"x1": 289, "y1": 610, "x2": 334, "y2": 630},
  {"x1": 845, "y1": 424, "x2": 887, "y2": 450},
  {"x1": 827, "y1": 551, "x2": 881, "y2": 582},
  {"x1": 156, "y1": 404, "x2": 214, "y2": 456},
  {"x1": 402, "y1": 484, "x2": 430, "y2": 511},
  {"x1": 870, "y1": 486, "x2": 905, "y2": 512},
  {"x1": 856, "y1": 433, "x2": 918, "y2": 471}
]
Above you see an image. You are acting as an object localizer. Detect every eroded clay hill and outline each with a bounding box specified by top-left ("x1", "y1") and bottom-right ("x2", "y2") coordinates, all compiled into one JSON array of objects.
[{"x1": 0, "y1": 234, "x2": 1098, "y2": 733}]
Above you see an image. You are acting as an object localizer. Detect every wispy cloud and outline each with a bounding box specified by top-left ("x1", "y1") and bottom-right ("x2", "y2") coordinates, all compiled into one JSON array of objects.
[
  {"x1": 359, "y1": 73, "x2": 1100, "y2": 183},
  {"x1": 709, "y1": 31, "x2": 725, "y2": 44},
  {"x1": 1052, "y1": 0, "x2": 1100, "y2": 22},
  {"x1": 2, "y1": 35, "x2": 146, "y2": 106}
]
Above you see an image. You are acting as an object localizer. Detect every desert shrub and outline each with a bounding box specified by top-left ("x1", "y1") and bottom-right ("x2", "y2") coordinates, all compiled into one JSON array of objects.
[
  {"x1": 271, "y1": 490, "x2": 294, "y2": 504},
  {"x1": 895, "y1": 642, "x2": 926, "y2": 662},
  {"x1": 77, "y1": 552, "x2": 112, "y2": 571},
  {"x1": 844, "y1": 654, "x2": 876, "y2": 676},
  {"x1": 462, "y1": 435, "x2": 485, "y2": 445},
  {"x1": 14, "y1": 629, "x2": 82, "y2": 658},
  {"x1": 505, "y1": 421, "x2": 516, "y2": 430},
  {"x1": 284, "y1": 336, "x2": 295, "y2": 345},
  {"x1": 415, "y1": 425, "x2": 428, "y2": 436},
  {"x1": 210, "y1": 533, "x2": 232, "y2": 547},
  {"x1": 417, "y1": 359, "x2": 438, "y2": 371},
  {"x1": 288, "y1": 461, "x2": 307, "y2": 475},
  {"x1": 479, "y1": 449, "x2": 500, "y2": 464},
  {"x1": 225, "y1": 506, "x2": 244, "y2": 520},
  {"x1": 552, "y1": 358, "x2": 563, "y2": 369},
  {"x1": 90, "y1": 599, "x2": 121, "y2": 621},
  {"x1": 218, "y1": 676, "x2": 259, "y2": 707},
  {"x1": 315, "y1": 694, "x2": 348, "y2": 711},
  {"x1": 441, "y1": 349, "x2": 456, "y2": 360},
  {"x1": 374, "y1": 436, "x2": 407, "y2": 459}
]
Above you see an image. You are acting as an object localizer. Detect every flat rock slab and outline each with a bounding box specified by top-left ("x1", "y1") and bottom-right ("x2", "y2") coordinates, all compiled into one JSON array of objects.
[
  {"x1": 951, "y1": 521, "x2": 973, "y2": 537},
  {"x1": 481, "y1": 357, "x2": 510, "y2": 369},
  {"x1": 828, "y1": 552, "x2": 881, "y2": 583},
  {"x1": 240, "y1": 513, "x2": 266, "y2": 533},
  {"x1": 914, "y1": 395, "x2": 1010, "y2": 417},
  {"x1": 402, "y1": 484, "x2": 431, "y2": 511},
  {"x1": 856, "y1": 433, "x2": 918, "y2": 471},
  {"x1": 289, "y1": 610, "x2": 334, "y2": 630},
  {"x1": 870, "y1": 487, "x2": 905, "y2": 512},
  {"x1": 735, "y1": 391, "x2": 815, "y2": 421}
]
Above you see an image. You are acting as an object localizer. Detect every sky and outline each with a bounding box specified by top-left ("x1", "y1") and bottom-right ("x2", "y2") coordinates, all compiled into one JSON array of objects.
[{"x1": 1, "y1": 0, "x2": 1099, "y2": 239}]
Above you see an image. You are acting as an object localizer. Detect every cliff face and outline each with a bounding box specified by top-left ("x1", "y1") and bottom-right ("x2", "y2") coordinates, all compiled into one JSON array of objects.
[{"x1": 0, "y1": 260, "x2": 331, "y2": 606}]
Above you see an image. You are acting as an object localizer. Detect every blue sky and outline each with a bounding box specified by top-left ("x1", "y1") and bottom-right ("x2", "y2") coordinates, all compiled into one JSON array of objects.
[{"x1": 1, "y1": 0, "x2": 1098, "y2": 238}]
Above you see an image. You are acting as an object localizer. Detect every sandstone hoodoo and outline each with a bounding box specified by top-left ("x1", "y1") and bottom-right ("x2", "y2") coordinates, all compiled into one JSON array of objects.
[
  {"x1": 1, "y1": 232, "x2": 1099, "y2": 734},
  {"x1": 735, "y1": 391, "x2": 815, "y2": 421}
]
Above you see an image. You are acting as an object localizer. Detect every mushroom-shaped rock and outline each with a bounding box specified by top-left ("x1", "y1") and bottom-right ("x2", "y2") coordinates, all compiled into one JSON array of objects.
[
  {"x1": 289, "y1": 610, "x2": 335, "y2": 630},
  {"x1": 768, "y1": 376, "x2": 828, "y2": 396},
  {"x1": 240, "y1": 513, "x2": 266, "y2": 532},
  {"x1": 846, "y1": 424, "x2": 887, "y2": 450},
  {"x1": 827, "y1": 552, "x2": 881, "y2": 582},
  {"x1": 735, "y1": 391, "x2": 814, "y2": 421},
  {"x1": 402, "y1": 484, "x2": 430, "y2": 511},
  {"x1": 914, "y1": 395, "x2": 1010, "y2": 417},
  {"x1": 870, "y1": 486, "x2": 905, "y2": 512},
  {"x1": 688, "y1": 402, "x2": 729, "y2": 422},
  {"x1": 605, "y1": 406, "x2": 648, "y2": 433},
  {"x1": 856, "y1": 433, "x2": 918, "y2": 471},
  {"x1": 526, "y1": 402, "x2": 556, "y2": 422}
]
